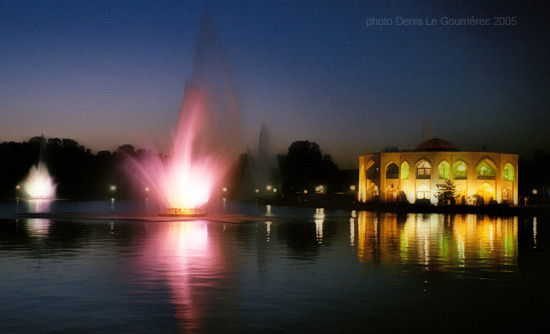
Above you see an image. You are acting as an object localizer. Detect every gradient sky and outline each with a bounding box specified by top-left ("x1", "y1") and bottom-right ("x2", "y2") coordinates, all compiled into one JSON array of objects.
[{"x1": 1, "y1": 1, "x2": 548, "y2": 168}]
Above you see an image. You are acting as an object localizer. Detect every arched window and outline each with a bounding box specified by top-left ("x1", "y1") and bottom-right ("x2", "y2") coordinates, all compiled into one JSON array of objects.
[
  {"x1": 477, "y1": 161, "x2": 496, "y2": 180},
  {"x1": 438, "y1": 161, "x2": 450, "y2": 180},
  {"x1": 416, "y1": 161, "x2": 431, "y2": 179},
  {"x1": 366, "y1": 162, "x2": 379, "y2": 180},
  {"x1": 503, "y1": 163, "x2": 515, "y2": 181},
  {"x1": 453, "y1": 162, "x2": 467, "y2": 180},
  {"x1": 401, "y1": 161, "x2": 409, "y2": 179},
  {"x1": 386, "y1": 163, "x2": 399, "y2": 179}
]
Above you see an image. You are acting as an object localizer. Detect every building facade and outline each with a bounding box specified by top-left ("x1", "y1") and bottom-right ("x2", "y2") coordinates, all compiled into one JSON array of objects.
[{"x1": 358, "y1": 138, "x2": 518, "y2": 205}]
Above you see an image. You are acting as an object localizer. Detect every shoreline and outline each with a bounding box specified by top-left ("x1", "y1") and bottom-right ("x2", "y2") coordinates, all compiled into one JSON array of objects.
[
  {"x1": 257, "y1": 199, "x2": 550, "y2": 217},
  {"x1": 7, "y1": 212, "x2": 276, "y2": 224}
]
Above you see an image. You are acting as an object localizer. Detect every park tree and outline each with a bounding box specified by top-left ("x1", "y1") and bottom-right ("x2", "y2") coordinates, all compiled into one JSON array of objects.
[
  {"x1": 278, "y1": 141, "x2": 339, "y2": 197},
  {"x1": 435, "y1": 179, "x2": 458, "y2": 205}
]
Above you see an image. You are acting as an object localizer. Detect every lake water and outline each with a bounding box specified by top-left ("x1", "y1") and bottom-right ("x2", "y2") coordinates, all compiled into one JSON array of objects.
[{"x1": 1, "y1": 200, "x2": 549, "y2": 333}]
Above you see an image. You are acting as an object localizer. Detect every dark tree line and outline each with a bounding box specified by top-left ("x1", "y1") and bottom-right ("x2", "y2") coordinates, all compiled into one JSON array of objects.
[
  {"x1": 519, "y1": 149, "x2": 550, "y2": 205},
  {"x1": 2, "y1": 137, "x2": 352, "y2": 202},
  {"x1": 277, "y1": 141, "x2": 341, "y2": 197},
  {"x1": 213, "y1": 140, "x2": 356, "y2": 202},
  {"x1": 0, "y1": 136, "x2": 132, "y2": 199},
  {"x1": 6, "y1": 136, "x2": 546, "y2": 205}
]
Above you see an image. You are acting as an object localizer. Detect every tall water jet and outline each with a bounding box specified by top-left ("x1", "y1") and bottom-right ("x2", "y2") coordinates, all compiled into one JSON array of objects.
[
  {"x1": 256, "y1": 123, "x2": 276, "y2": 190},
  {"x1": 127, "y1": 13, "x2": 240, "y2": 216},
  {"x1": 21, "y1": 162, "x2": 56, "y2": 199}
]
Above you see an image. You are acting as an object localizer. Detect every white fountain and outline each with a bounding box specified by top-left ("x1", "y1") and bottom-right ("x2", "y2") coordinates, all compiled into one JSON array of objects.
[{"x1": 22, "y1": 162, "x2": 56, "y2": 199}]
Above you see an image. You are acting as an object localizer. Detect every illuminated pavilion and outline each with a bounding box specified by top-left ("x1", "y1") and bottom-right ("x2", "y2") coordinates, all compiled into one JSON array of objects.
[{"x1": 358, "y1": 138, "x2": 518, "y2": 205}]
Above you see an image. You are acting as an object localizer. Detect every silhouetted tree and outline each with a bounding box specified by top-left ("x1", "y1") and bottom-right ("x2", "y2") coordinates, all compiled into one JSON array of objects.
[
  {"x1": 383, "y1": 146, "x2": 399, "y2": 152},
  {"x1": 0, "y1": 137, "x2": 137, "y2": 199},
  {"x1": 520, "y1": 149, "x2": 550, "y2": 205},
  {"x1": 278, "y1": 141, "x2": 339, "y2": 197}
]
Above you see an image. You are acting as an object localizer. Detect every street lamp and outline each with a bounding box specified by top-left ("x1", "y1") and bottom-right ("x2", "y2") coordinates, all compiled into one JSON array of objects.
[{"x1": 109, "y1": 185, "x2": 117, "y2": 201}]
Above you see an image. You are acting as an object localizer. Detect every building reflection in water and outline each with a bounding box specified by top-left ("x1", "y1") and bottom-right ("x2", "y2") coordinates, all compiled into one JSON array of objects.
[
  {"x1": 350, "y1": 210, "x2": 356, "y2": 246},
  {"x1": 356, "y1": 211, "x2": 518, "y2": 273},
  {"x1": 137, "y1": 221, "x2": 226, "y2": 332}
]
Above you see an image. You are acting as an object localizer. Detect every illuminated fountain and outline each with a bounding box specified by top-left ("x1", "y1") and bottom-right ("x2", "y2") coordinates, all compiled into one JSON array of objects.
[
  {"x1": 127, "y1": 14, "x2": 240, "y2": 216},
  {"x1": 21, "y1": 162, "x2": 56, "y2": 199}
]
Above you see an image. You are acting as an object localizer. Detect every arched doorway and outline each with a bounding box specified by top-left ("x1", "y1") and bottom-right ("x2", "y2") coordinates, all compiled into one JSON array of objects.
[
  {"x1": 386, "y1": 184, "x2": 398, "y2": 202},
  {"x1": 476, "y1": 183, "x2": 494, "y2": 205},
  {"x1": 502, "y1": 187, "x2": 512, "y2": 204},
  {"x1": 366, "y1": 184, "x2": 379, "y2": 202}
]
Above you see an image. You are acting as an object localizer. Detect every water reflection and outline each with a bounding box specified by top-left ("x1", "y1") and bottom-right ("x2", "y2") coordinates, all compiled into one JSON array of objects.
[
  {"x1": 356, "y1": 211, "x2": 518, "y2": 274},
  {"x1": 314, "y1": 208, "x2": 325, "y2": 244},
  {"x1": 1, "y1": 205, "x2": 549, "y2": 333},
  {"x1": 266, "y1": 221, "x2": 272, "y2": 242},
  {"x1": 533, "y1": 217, "x2": 538, "y2": 247},
  {"x1": 18, "y1": 199, "x2": 53, "y2": 213},
  {"x1": 137, "y1": 221, "x2": 226, "y2": 332},
  {"x1": 25, "y1": 219, "x2": 51, "y2": 238}
]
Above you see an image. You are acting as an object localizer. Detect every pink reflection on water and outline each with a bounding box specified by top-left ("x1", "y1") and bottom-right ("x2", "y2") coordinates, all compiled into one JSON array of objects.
[
  {"x1": 22, "y1": 199, "x2": 53, "y2": 213},
  {"x1": 136, "y1": 221, "x2": 226, "y2": 331}
]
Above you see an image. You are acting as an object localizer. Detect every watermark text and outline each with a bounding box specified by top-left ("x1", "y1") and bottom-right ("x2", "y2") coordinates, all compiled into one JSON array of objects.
[{"x1": 365, "y1": 16, "x2": 517, "y2": 28}]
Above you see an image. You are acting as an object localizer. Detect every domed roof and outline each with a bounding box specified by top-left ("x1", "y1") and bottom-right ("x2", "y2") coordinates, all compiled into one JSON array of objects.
[{"x1": 414, "y1": 138, "x2": 459, "y2": 151}]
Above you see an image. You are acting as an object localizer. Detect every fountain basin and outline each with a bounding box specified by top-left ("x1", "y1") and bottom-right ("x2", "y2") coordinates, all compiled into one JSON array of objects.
[{"x1": 159, "y1": 207, "x2": 206, "y2": 217}]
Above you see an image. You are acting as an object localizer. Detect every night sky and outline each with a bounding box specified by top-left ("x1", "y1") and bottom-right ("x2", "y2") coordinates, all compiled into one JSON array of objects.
[{"x1": 2, "y1": 1, "x2": 548, "y2": 168}]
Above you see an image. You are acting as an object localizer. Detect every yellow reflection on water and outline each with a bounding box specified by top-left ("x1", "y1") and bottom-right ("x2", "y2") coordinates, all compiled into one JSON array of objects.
[{"x1": 357, "y1": 212, "x2": 518, "y2": 272}]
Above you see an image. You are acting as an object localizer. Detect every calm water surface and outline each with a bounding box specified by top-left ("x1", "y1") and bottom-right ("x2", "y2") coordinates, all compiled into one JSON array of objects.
[{"x1": 1, "y1": 200, "x2": 549, "y2": 333}]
